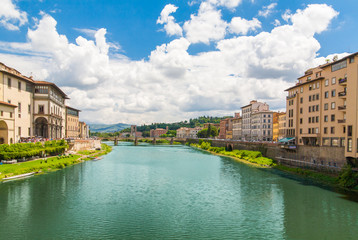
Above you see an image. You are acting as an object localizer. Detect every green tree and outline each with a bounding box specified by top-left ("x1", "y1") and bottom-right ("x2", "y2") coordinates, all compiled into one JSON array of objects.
[{"x1": 142, "y1": 131, "x2": 150, "y2": 137}]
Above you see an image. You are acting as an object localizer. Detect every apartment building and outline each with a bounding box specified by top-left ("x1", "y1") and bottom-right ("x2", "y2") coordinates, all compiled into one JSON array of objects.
[
  {"x1": 278, "y1": 112, "x2": 287, "y2": 140},
  {"x1": 176, "y1": 127, "x2": 202, "y2": 138},
  {"x1": 285, "y1": 53, "x2": 358, "y2": 161},
  {"x1": 66, "y1": 106, "x2": 80, "y2": 138},
  {"x1": 272, "y1": 112, "x2": 279, "y2": 142},
  {"x1": 251, "y1": 111, "x2": 274, "y2": 141},
  {"x1": 219, "y1": 113, "x2": 240, "y2": 139},
  {"x1": 232, "y1": 117, "x2": 242, "y2": 140},
  {"x1": 241, "y1": 100, "x2": 270, "y2": 141}
]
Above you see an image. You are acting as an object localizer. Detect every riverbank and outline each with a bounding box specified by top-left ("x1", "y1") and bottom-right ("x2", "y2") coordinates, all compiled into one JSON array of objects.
[
  {"x1": 187, "y1": 141, "x2": 358, "y2": 192},
  {"x1": 0, "y1": 143, "x2": 112, "y2": 181}
]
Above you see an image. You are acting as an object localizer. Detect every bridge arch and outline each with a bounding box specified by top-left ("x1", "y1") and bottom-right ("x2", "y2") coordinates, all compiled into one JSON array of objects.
[{"x1": 226, "y1": 143, "x2": 234, "y2": 151}]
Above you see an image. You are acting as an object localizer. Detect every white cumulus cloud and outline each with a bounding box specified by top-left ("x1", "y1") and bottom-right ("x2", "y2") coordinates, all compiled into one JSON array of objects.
[
  {"x1": 0, "y1": 4, "x2": 341, "y2": 124},
  {"x1": 258, "y1": 3, "x2": 277, "y2": 18},
  {"x1": 0, "y1": 0, "x2": 28, "y2": 30},
  {"x1": 229, "y1": 17, "x2": 261, "y2": 35},
  {"x1": 157, "y1": 4, "x2": 183, "y2": 37}
]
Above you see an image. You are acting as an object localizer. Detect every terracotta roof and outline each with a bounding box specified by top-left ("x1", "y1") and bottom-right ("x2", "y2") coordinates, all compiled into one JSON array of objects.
[
  {"x1": 35, "y1": 81, "x2": 69, "y2": 99},
  {"x1": 0, "y1": 101, "x2": 17, "y2": 108},
  {"x1": 0, "y1": 62, "x2": 34, "y2": 83}
]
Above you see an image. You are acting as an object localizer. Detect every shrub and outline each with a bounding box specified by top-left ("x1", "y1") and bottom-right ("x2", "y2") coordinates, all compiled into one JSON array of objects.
[{"x1": 338, "y1": 165, "x2": 358, "y2": 189}]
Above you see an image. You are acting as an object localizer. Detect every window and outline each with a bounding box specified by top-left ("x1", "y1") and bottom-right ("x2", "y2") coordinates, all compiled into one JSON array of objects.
[
  {"x1": 347, "y1": 138, "x2": 352, "y2": 152},
  {"x1": 18, "y1": 81, "x2": 21, "y2": 91},
  {"x1": 300, "y1": 128, "x2": 302, "y2": 134},
  {"x1": 332, "y1": 138, "x2": 339, "y2": 147},
  {"x1": 316, "y1": 94, "x2": 319, "y2": 100},
  {"x1": 7, "y1": 78, "x2": 11, "y2": 88},
  {"x1": 331, "y1": 127, "x2": 335, "y2": 134},
  {"x1": 331, "y1": 102, "x2": 336, "y2": 109},
  {"x1": 309, "y1": 106, "x2": 311, "y2": 112},
  {"x1": 309, "y1": 95, "x2": 312, "y2": 102},
  {"x1": 300, "y1": 97, "x2": 303, "y2": 104},
  {"x1": 26, "y1": 83, "x2": 32, "y2": 92},
  {"x1": 332, "y1": 60, "x2": 347, "y2": 72},
  {"x1": 316, "y1": 105, "x2": 319, "y2": 111},
  {"x1": 313, "y1": 95, "x2": 316, "y2": 101},
  {"x1": 300, "y1": 118, "x2": 303, "y2": 124},
  {"x1": 324, "y1": 127, "x2": 328, "y2": 134},
  {"x1": 10, "y1": 112, "x2": 12, "y2": 118},
  {"x1": 300, "y1": 87, "x2": 303, "y2": 93},
  {"x1": 324, "y1": 103, "x2": 328, "y2": 110},
  {"x1": 309, "y1": 117, "x2": 311, "y2": 123},
  {"x1": 316, "y1": 128, "x2": 319, "y2": 134},
  {"x1": 39, "y1": 105, "x2": 44, "y2": 114},
  {"x1": 332, "y1": 77, "x2": 336, "y2": 85},
  {"x1": 28, "y1": 104, "x2": 31, "y2": 114},
  {"x1": 325, "y1": 91, "x2": 329, "y2": 98},
  {"x1": 313, "y1": 83, "x2": 316, "y2": 90},
  {"x1": 331, "y1": 90, "x2": 336, "y2": 97},
  {"x1": 316, "y1": 116, "x2": 319, "y2": 122},
  {"x1": 309, "y1": 85, "x2": 312, "y2": 90},
  {"x1": 348, "y1": 125, "x2": 353, "y2": 137},
  {"x1": 349, "y1": 56, "x2": 355, "y2": 63},
  {"x1": 18, "y1": 127, "x2": 21, "y2": 137},
  {"x1": 317, "y1": 82, "x2": 320, "y2": 89},
  {"x1": 18, "y1": 102, "x2": 21, "y2": 113},
  {"x1": 325, "y1": 79, "x2": 329, "y2": 86},
  {"x1": 331, "y1": 114, "x2": 335, "y2": 122},
  {"x1": 300, "y1": 108, "x2": 303, "y2": 114},
  {"x1": 324, "y1": 115, "x2": 328, "y2": 122},
  {"x1": 309, "y1": 128, "x2": 311, "y2": 134}
]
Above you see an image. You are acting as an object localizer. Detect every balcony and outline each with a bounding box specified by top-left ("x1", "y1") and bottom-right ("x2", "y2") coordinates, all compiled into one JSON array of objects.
[
  {"x1": 338, "y1": 105, "x2": 346, "y2": 111},
  {"x1": 338, "y1": 119, "x2": 346, "y2": 123},
  {"x1": 339, "y1": 77, "x2": 347, "y2": 85},
  {"x1": 286, "y1": 94, "x2": 296, "y2": 100},
  {"x1": 338, "y1": 91, "x2": 347, "y2": 97}
]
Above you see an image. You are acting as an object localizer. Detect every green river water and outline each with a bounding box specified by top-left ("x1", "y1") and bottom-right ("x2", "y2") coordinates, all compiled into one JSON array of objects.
[{"x1": 0, "y1": 142, "x2": 358, "y2": 239}]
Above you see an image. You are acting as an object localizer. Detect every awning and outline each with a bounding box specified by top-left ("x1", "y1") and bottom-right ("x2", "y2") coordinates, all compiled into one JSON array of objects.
[{"x1": 278, "y1": 137, "x2": 295, "y2": 143}]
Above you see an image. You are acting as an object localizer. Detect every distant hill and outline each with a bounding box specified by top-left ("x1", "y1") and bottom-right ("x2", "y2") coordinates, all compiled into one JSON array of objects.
[{"x1": 89, "y1": 123, "x2": 131, "y2": 133}]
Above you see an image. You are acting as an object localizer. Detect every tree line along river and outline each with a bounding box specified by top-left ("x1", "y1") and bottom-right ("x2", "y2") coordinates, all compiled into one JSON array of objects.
[{"x1": 0, "y1": 142, "x2": 358, "y2": 239}]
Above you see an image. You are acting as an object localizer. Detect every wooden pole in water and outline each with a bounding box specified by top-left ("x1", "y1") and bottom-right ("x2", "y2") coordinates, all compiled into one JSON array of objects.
[{"x1": 134, "y1": 137, "x2": 138, "y2": 146}]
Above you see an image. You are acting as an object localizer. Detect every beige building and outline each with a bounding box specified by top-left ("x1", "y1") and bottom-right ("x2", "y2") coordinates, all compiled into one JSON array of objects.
[
  {"x1": 241, "y1": 100, "x2": 270, "y2": 141},
  {"x1": 33, "y1": 81, "x2": 68, "y2": 139},
  {"x1": 79, "y1": 121, "x2": 89, "y2": 139},
  {"x1": 251, "y1": 111, "x2": 274, "y2": 141},
  {"x1": 232, "y1": 117, "x2": 242, "y2": 140},
  {"x1": 278, "y1": 112, "x2": 287, "y2": 140},
  {"x1": 0, "y1": 62, "x2": 89, "y2": 144},
  {"x1": 66, "y1": 106, "x2": 80, "y2": 138},
  {"x1": 0, "y1": 62, "x2": 34, "y2": 142},
  {"x1": 177, "y1": 127, "x2": 202, "y2": 138},
  {"x1": 0, "y1": 101, "x2": 17, "y2": 144},
  {"x1": 285, "y1": 53, "x2": 358, "y2": 163}
]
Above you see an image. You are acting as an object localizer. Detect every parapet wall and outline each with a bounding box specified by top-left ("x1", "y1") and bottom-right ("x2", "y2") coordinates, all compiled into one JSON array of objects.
[
  {"x1": 70, "y1": 139, "x2": 102, "y2": 152},
  {"x1": 187, "y1": 139, "x2": 346, "y2": 171}
]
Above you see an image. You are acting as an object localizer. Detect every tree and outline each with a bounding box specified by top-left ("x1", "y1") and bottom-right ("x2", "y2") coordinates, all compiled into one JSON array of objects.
[
  {"x1": 207, "y1": 124, "x2": 212, "y2": 138},
  {"x1": 142, "y1": 131, "x2": 150, "y2": 137},
  {"x1": 197, "y1": 126, "x2": 218, "y2": 138}
]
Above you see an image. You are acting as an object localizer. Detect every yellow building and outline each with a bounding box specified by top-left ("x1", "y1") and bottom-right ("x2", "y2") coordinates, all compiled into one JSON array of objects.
[
  {"x1": 0, "y1": 101, "x2": 17, "y2": 144},
  {"x1": 272, "y1": 112, "x2": 279, "y2": 142},
  {"x1": 278, "y1": 112, "x2": 286, "y2": 140},
  {"x1": 285, "y1": 53, "x2": 358, "y2": 162},
  {"x1": 66, "y1": 106, "x2": 80, "y2": 138}
]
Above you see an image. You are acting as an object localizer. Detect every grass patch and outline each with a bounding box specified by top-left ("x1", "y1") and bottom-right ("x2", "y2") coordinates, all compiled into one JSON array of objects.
[{"x1": 0, "y1": 155, "x2": 81, "y2": 180}]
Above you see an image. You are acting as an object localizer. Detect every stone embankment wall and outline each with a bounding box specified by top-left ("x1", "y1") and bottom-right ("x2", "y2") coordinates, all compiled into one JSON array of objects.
[
  {"x1": 187, "y1": 139, "x2": 345, "y2": 172},
  {"x1": 69, "y1": 139, "x2": 102, "y2": 152}
]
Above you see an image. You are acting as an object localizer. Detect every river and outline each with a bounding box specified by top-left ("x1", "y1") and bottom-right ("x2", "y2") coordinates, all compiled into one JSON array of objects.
[{"x1": 1, "y1": 142, "x2": 358, "y2": 239}]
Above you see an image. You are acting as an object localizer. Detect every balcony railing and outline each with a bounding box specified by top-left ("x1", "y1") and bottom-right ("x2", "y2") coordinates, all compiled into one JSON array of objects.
[
  {"x1": 338, "y1": 105, "x2": 346, "y2": 110},
  {"x1": 338, "y1": 91, "x2": 347, "y2": 97},
  {"x1": 286, "y1": 94, "x2": 296, "y2": 100},
  {"x1": 339, "y1": 77, "x2": 347, "y2": 84},
  {"x1": 338, "y1": 119, "x2": 346, "y2": 123}
]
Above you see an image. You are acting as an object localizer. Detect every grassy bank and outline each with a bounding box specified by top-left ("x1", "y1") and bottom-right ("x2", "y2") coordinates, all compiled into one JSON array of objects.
[
  {"x1": 0, "y1": 154, "x2": 82, "y2": 180},
  {"x1": 0, "y1": 143, "x2": 113, "y2": 180},
  {"x1": 187, "y1": 141, "x2": 275, "y2": 167},
  {"x1": 188, "y1": 141, "x2": 358, "y2": 191}
]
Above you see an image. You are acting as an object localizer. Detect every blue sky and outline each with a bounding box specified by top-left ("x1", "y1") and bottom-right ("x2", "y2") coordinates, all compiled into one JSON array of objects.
[{"x1": 0, "y1": 0, "x2": 357, "y2": 124}]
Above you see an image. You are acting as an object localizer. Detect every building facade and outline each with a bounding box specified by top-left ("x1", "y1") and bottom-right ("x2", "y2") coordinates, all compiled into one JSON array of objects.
[
  {"x1": 232, "y1": 117, "x2": 242, "y2": 140},
  {"x1": 278, "y1": 112, "x2": 287, "y2": 140},
  {"x1": 177, "y1": 127, "x2": 202, "y2": 138},
  {"x1": 241, "y1": 100, "x2": 270, "y2": 141},
  {"x1": 251, "y1": 111, "x2": 273, "y2": 141},
  {"x1": 150, "y1": 127, "x2": 168, "y2": 137},
  {"x1": 285, "y1": 53, "x2": 358, "y2": 163},
  {"x1": 66, "y1": 106, "x2": 80, "y2": 138},
  {"x1": 0, "y1": 62, "x2": 88, "y2": 144},
  {"x1": 272, "y1": 112, "x2": 279, "y2": 142}
]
